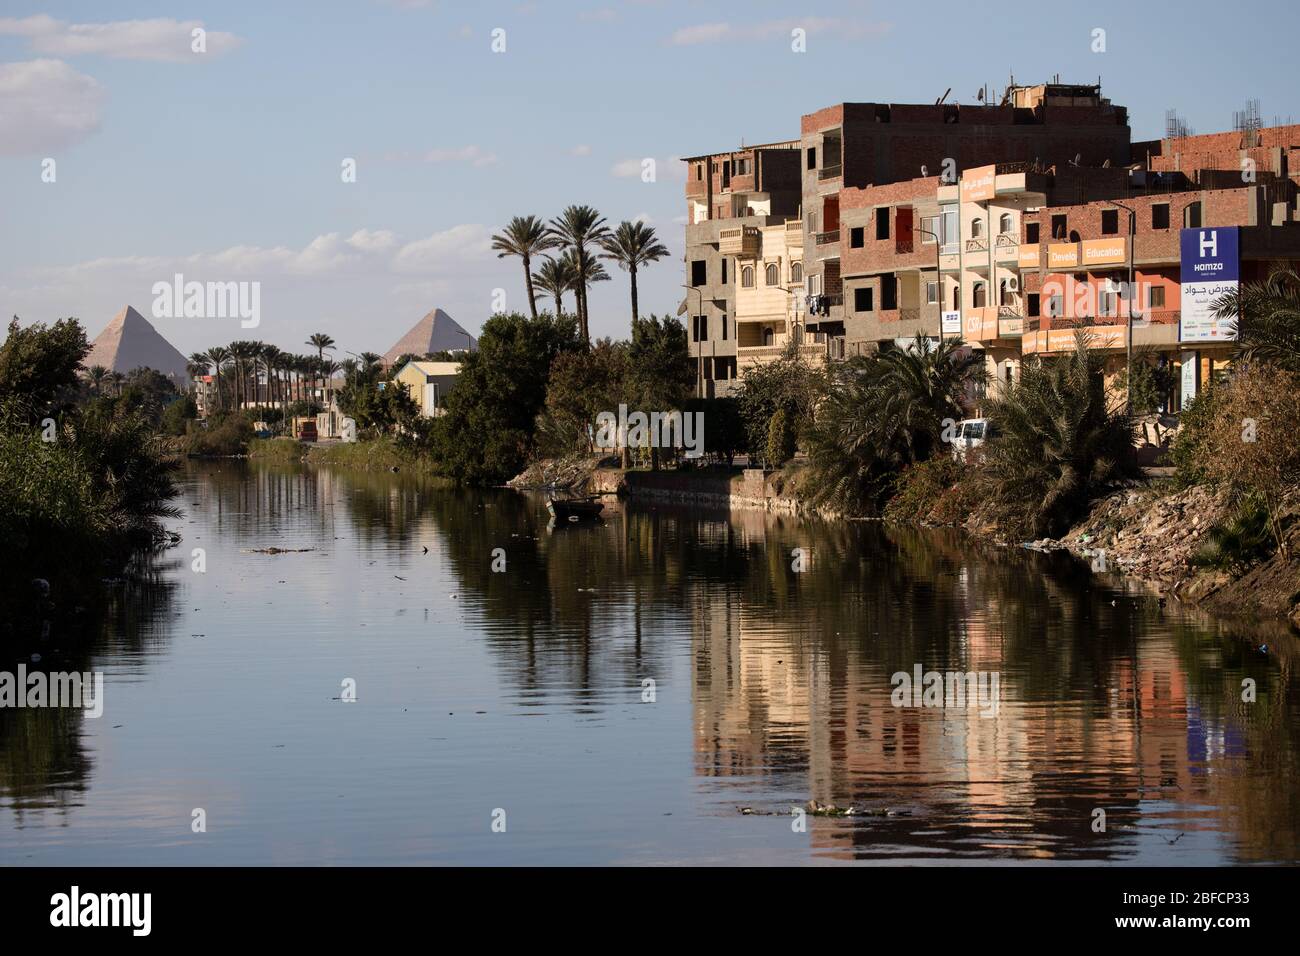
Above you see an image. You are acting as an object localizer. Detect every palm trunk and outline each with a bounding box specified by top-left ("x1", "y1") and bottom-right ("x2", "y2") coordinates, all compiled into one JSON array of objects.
[
  {"x1": 523, "y1": 255, "x2": 538, "y2": 319},
  {"x1": 630, "y1": 264, "x2": 639, "y2": 324}
]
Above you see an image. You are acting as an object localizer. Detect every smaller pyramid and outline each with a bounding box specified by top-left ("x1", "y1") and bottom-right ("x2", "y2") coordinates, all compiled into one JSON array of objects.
[
  {"x1": 383, "y1": 308, "x2": 476, "y2": 366},
  {"x1": 83, "y1": 306, "x2": 191, "y2": 385}
]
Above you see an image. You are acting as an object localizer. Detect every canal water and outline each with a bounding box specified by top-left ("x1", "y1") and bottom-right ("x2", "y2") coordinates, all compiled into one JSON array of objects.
[{"x1": 2, "y1": 460, "x2": 1297, "y2": 865}]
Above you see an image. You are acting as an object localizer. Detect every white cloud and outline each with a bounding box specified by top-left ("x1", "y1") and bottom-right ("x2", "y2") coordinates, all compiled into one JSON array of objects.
[
  {"x1": 571, "y1": 144, "x2": 592, "y2": 157},
  {"x1": 669, "y1": 18, "x2": 889, "y2": 46},
  {"x1": 392, "y1": 224, "x2": 492, "y2": 273},
  {"x1": 0, "y1": 15, "x2": 242, "y2": 62},
  {"x1": 0, "y1": 59, "x2": 105, "y2": 155},
  {"x1": 612, "y1": 156, "x2": 686, "y2": 181}
]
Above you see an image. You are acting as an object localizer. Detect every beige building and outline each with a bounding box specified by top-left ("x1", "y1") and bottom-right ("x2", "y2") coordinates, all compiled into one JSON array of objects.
[{"x1": 391, "y1": 360, "x2": 461, "y2": 417}]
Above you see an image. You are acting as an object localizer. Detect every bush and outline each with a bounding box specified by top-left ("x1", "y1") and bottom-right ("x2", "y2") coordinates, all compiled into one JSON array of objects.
[
  {"x1": 883, "y1": 456, "x2": 964, "y2": 524},
  {"x1": 161, "y1": 396, "x2": 197, "y2": 436},
  {"x1": 1191, "y1": 494, "x2": 1275, "y2": 572},
  {"x1": 187, "y1": 412, "x2": 254, "y2": 456},
  {"x1": 1170, "y1": 384, "x2": 1223, "y2": 487},
  {"x1": 975, "y1": 332, "x2": 1136, "y2": 539},
  {"x1": 765, "y1": 406, "x2": 796, "y2": 468},
  {"x1": 1197, "y1": 362, "x2": 1300, "y2": 555}
]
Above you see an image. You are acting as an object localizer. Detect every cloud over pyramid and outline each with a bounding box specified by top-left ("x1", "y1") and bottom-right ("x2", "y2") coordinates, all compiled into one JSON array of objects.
[
  {"x1": 83, "y1": 305, "x2": 191, "y2": 385},
  {"x1": 383, "y1": 308, "x2": 476, "y2": 366}
]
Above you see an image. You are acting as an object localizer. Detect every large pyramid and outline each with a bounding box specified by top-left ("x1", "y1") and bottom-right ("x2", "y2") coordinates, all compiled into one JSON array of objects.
[
  {"x1": 83, "y1": 305, "x2": 191, "y2": 386},
  {"x1": 383, "y1": 308, "x2": 476, "y2": 366}
]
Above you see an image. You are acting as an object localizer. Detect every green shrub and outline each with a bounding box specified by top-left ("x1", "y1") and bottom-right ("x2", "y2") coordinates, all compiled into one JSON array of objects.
[
  {"x1": 186, "y1": 412, "x2": 254, "y2": 456},
  {"x1": 1191, "y1": 494, "x2": 1274, "y2": 572},
  {"x1": 765, "y1": 406, "x2": 796, "y2": 467},
  {"x1": 883, "y1": 456, "x2": 963, "y2": 524}
]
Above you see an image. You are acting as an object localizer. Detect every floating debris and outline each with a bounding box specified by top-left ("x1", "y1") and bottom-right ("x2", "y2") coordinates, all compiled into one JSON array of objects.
[{"x1": 242, "y1": 547, "x2": 315, "y2": 554}]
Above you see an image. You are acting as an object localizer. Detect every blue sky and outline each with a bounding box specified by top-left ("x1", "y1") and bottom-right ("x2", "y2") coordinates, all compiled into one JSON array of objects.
[{"x1": 3, "y1": 0, "x2": 1297, "y2": 359}]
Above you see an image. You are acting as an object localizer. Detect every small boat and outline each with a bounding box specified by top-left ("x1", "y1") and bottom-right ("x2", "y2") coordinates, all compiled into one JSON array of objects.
[{"x1": 546, "y1": 497, "x2": 604, "y2": 522}]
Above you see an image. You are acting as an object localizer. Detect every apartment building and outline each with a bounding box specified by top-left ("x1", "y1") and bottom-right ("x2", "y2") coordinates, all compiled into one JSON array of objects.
[
  {"x1": 682, "y1": 142, "x2": 801, "y2": 395},
  {"x1": 683, "y1": 80, "x2": 1300, "y2": 406}
]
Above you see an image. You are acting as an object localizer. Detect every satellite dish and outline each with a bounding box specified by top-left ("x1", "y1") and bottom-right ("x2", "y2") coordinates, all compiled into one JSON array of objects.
[{"x1": 921, "y1": 165, "x2": 928, "y2": 177}]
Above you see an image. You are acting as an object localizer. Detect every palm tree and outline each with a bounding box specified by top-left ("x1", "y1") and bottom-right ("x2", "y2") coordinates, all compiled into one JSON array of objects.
[
  {"x1": 979, "y1": 331, "x2": 1136, "y2": 538},
  {"x1": 532, "y1": 255, "x2": 577, "y2": 317},
  {"x1": 491, "y1": 215, "x2": 559, "y2": 320},
  {"x1": 86, "y1": 364, "x2": 111, "y2": 396},
  {"x1": 600, "y1": 220, "x2": 669, "y2": 325},
  {"x1": 804, "y1": 332, "x2": 985, "y2": 515},
  {"x1": 561, "y1": 247, "x2": 609, "y2": 333},
  {"x1": 1213, "y1": 264, "x2": 1300, "y2": 374},
  {"x1": 549, "y1": 205, "x2": 610, "y2": 342},
  {"x1": 109, "y1": 371, "x2": 126, "y2": 398},
  {"x1": 307, "y1": 333, "x2": 335, "y2": 401},
  {"x1": 207, "y1": 345, "x2": 230, "y2": 411}
]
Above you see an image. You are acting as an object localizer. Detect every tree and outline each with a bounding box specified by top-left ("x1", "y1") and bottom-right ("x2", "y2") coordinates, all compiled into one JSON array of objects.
[
  {"x1": 549, "y1": 205, "x2": 611, "y2": 342},
  {"x1": 0, "y1": 316, "x2": 89, "y2": 419},
  {"x1": 429, "y1": 311, "x2": 584, "y2": 484},
  {"x1": 533, "y1": 254, "x2": 579, "y2": 318},
  {"x1": 626, "y1": 314, "x2": 694, "y2": 469},
  {"x1": 308, "y1": 333, "x2": 335, "y2": 402},
  {"x1": 976, "y1": 332, "x2": 1136, "y2": 538},
  {"x1": 538, "y1": 338, "x2": 629, "y2": 456},
  {"x1": 600, "y1": 219, "x2": 670, "y2": 326},
  {"x1": 87, "y1": 364, "x2": 111, "y2": 396},
  {"x1": 803, "y1": 334, "x2": 982, "y2": 514},
  {"x1": 207, "y1": 345, "x2": 230, "y2": 411},
  {"x1": 737, "y1": 341, "x2": 825, "y2": 463},
  {"x1": 1212, "y1": 263, "x2": 1300, "y2": 374},
  {"x1": 492, "y1": 215, "x2": 559, "y2": 320}
]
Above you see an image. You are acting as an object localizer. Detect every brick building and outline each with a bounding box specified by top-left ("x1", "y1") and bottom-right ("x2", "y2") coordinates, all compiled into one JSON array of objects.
[{"x1": 682, "y1": 81, "x2": 1300, "y2": 408}]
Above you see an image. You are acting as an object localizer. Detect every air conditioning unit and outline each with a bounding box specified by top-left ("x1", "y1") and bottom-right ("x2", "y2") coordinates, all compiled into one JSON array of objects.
[{"x1": 1006, "y1": 275, "x2": 1019, "y2": 293}]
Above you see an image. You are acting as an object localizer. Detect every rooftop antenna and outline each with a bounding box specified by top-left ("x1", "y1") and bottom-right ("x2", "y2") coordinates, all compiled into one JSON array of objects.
[{"x1": 936, "y1": 87, "x2": 951, "y2": 105}]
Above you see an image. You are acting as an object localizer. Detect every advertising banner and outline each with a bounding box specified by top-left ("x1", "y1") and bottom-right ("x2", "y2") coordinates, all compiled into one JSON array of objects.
[{"x1": 1179, "y1": 227, "x2": 1239, "y2": 342}]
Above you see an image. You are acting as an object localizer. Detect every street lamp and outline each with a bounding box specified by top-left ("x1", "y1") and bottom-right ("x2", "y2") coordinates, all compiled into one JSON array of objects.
[{"x1": 1108, "y1": 199, "x2": 1138, "y2": 416}]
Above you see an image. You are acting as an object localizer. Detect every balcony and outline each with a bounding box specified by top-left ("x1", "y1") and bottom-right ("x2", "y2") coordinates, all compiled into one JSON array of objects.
[
  {"x1": 818, "y1": 165, "x2": 842, "y2": 181},
  {"x1": 814, "y1": 230, "x2": 840, "y2": 245},
  {"x1": 785, "y1": 220, "x2": 804, "y2": 248},
  {"x1": 719, "y1": 225, "x2": 760, "y2": 258}
]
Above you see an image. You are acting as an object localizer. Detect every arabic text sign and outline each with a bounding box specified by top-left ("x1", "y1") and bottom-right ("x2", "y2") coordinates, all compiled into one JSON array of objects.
[{"x1": 1179, "y1": 227, "x2": 1238, "y2": 342}]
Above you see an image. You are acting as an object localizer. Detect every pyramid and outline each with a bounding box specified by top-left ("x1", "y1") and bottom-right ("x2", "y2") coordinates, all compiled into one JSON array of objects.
[
  {"x1": 83, "y1": 305, "x2": 191, "y2": 386},
  {"x1": 383, "y1": 308, "x2": 476, "y2": 366}
]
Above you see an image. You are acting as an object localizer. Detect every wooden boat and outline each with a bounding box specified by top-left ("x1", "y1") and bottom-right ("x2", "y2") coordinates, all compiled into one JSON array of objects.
[{"x1": 546, "y1": 497, "x2": 604, "y2": 521}]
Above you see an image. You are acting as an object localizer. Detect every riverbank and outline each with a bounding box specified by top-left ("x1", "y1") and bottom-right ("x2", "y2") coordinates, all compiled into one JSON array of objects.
[
  {"x1": 244, "y1": 437, "x2": 446, "y2": 476},
  {"x1": 511, "y1": 455, "x2": 1300, "y2": 627}
]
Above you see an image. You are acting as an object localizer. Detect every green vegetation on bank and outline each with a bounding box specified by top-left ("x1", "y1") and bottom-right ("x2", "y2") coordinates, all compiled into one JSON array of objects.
[{"x1": 0, "y1": 317, "x2": 180, "y2": 639}]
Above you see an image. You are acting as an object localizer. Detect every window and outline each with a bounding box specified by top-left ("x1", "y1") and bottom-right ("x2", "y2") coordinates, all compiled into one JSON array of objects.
[
  {"x1": 876, "y1": 209, "x2": 890, "y2": 240},
  {"x1": 1102, "y1": 209, "x2": 1119, "y2": 235},
  {"x1": 790, "y1": 261, "x2": 803, "y2": 283},
  {"x1": 1047, "y1": 292, "x2": 1064, "y2": 317},
  {"x1": 972, "y1": 282, "x2": 987, "y2": 308},
  {"x1": 1027, "y1": 293, "x2": 1040, "y2": 317},
  {"x1": 941, "y1": 207, "x2": 958, "y2": 250},
  {"x1": 691, "y1": 260, "x2": 706, "y2": 286},
  {"x1": 970, "y1": 218, "x2": 984, "y2": 239},
  {"x1": 765, "y1": 263, "x2": 780, "y2": 285},
  {"x1": 999, "y1": 279, "x2": 1009, "y2": 305},
  {"x1": 881, "y1": 275, "x2": 897, "y2": 310},
  {"x1": 1149, "y1": 286, "x2": 1166, "y2": 309},
  {"x1": 721, "y1": 315, "x2": 729, "y2": 339},
  {"x1": 854, "y1": 287, "x2": 874, "y2": 312},
  {"x1": 807, "y1": 146, "x2": 816, "y2": 170},
  {"x1": 695, "y1": 163, "x2": 703, "y2": 181},
  {"x1": 926, "y1": 280, "x2": 938, "y2": 305},
  {"x1": 735, "y1": 158, "x2": 749, "y2": 175},
  {"x1": 921, "y1": 216, "x2": 938, "y2": 243},
  {"x1": 1184, "y1": 201, "x2": 1202, "y2": 228},
  {"x1": 741, "y1": 266, "x2": 754, "y2": 288},
  {"x1": 1099, "y1": 283, "x2": 1118, "y2": 316},
  {"x1": 763, "y1": 327, "x2": 775, "y2": 346},
  {"x1": 1025, "y1": 221, "x2": 1040, "y2": 244},
  {"x1": 692, "y1": 315, "x2": 708, "y2": 342},
  {"x1": 952, "y1": 286, "x2": 961, "y2": 311},
  {"x1": 999, "y1": 213, "x2": 1013, "y2": 235},
  {"x1": 1051, "y1": 214, "x2": 1067, "y2": 239},
  {"x1": 1152, "y1": 203, "x2": 1170, "y2": 229},
  {"x1": 849, "y1": 227, "x2": 865, "y2": 248},
  {"x1": 721, "y1": 258, "x2": 728, "y2": 284}
]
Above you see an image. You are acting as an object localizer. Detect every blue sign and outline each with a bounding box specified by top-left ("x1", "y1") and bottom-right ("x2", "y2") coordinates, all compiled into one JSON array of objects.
[
  {"x1": 1180, "y1": 227, "x2": 1239, "y2": 283},
  {"x1": 1180, "y1": 226, "x2": 1240, "y2": 342}
]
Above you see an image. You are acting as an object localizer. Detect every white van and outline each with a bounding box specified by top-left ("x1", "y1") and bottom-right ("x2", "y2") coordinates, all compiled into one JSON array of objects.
[{"x1": 951, "y1": 418, "x2": 993, "y2": 462}]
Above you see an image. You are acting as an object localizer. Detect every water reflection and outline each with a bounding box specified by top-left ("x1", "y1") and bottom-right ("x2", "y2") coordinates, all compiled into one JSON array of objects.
[{"x1": 1, "y1": 461, "x2": 1295, "y2": 864}]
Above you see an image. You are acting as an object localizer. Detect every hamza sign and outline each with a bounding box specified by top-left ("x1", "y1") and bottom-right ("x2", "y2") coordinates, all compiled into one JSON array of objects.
[{"x1": 1179, "y1": 227, "x2": 1239, "y2": 342}]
